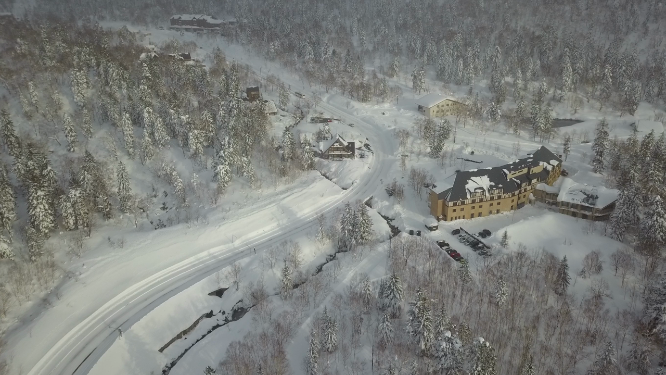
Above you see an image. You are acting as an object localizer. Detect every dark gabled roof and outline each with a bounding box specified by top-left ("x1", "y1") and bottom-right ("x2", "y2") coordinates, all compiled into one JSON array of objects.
[
  {"x1": 442, "y1": 146, "x2": 561, "y2": 202},
  {"x1": 246, "y1": 86, "x2": 260, "y2": 93}
]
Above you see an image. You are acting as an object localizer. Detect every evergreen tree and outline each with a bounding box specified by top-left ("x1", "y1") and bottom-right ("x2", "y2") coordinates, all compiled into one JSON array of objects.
[
  {"x1": 0, "y1": 169, "x2": 16, "y2": 240},
  {"x1": 600, "y1": 65, "x2": 613, "y2": 104},
  {"x1": 407, "y1": 289, "x2": 434, "y2": 356},
  {"x1": 561, "y1": 51, "x2": 573, "y2": 93},
  {"x1": 388, "y1": 57, "x2": 400, "y2": 78},
  {"x1": 301, "y1": 146, "x2": 315, "y2": 170},
  {"x1": 378, "y1": 313, "x2": 394, "y2": 347},
  {"x1": 141, "y1": 129, "x2": 155, "y2": 164},
  {"x1": 63, "y1": 114, "x2": 77, "y2": 152},
  {"x1": 639, "y1": 195, "x2": 666, "y2": 258},
  {"x1": 587, "y1": 341, "x2": 620, "y2": 375},
  {"x1": 361, "y1": 277, "x2": 373, "y2": 312},
  {"x1": 321, "y1": 307, "x2": 338, "y2": 352},
  {"x1": 472, "y1": 338, "x2": 497, "y2": 375},
  {"x1": 643, "y1": 272, "x2": 666, "y2": 340},
  {"x1": 540, "y1": 104, "x2": 553, "y2": 142},
  {"x1": 213, "y1": 149, "x2": 232, "y2": 194},
  {"x1": 152, "y1": 113, "x2": 170, "y2": 148},
  {"x1": 434, "y1": 305, "x2": 450, "y2": 336},
  {"x1": 282, "y1": 127, "x2": 295, "y2": 161},
  {"x1": 0, "y1": 234, "x2": 13, "y2": 259},
  {"x1": 554, "y1": 255, "x2": 571, "y2": 296},
  {"x1": 307, "y1": 333, "x2": 319, "y2": 375},
  {"x1": 563, "y1": 135, "x2": 572, "y2": 161},
  {"x1": 28, "y1": 81, "x2": 40, "y2": 110},
  {"x1": 280, "y1": 262, "x2": 293, "y2": 298},
  {"x1": 519, "y1": 355, "x2": 535, "y2": 375},
  {"x1": 625, "y1": 338, "x2": 650, "y2": 375},
  {"x1": 81, "y1": 107, "x2": 93, "y2": 139},
  {"x1": 339, "y1": 202, "x2": 355, "y2": 251},
  {"x1": 379, "y1": 274, "x2": 404, "y2": 318},
  {"x1": 494, "y1": 277, "x2": 508, "y2": 307},
  {"x1": 488, "y1": 102, "x2": 501, "y2": 123},
  {"x1": 458, "y1": 261, "x2": 472, "y2": 285},
  {"x1": 608, "y1": 184, "x2": 638, "y2": 241},
  {"x1": 117, "y1": 161, "x2": 132, "y2": 212},
  {"x1": 1, "y1": 109, "x2": 21, "y2": 158},
  {"x1": 530, "y1": 99, "x2": 542, "y2": 140},
  {"x1": 357, "y1": 202, "x2": 373, "y2": 245},
  {"x1": 592, "y1": 118, "x2": 609, "y2": 173},
  {"x1": 500, "y1": 230, "x2": 509, "y2": 248},
  {"x1": 120, "y1": 112, "x2": 135, "y2": 158},
  {"x1": 436, "y1": 331, "x2": 463, "y2": 374}
]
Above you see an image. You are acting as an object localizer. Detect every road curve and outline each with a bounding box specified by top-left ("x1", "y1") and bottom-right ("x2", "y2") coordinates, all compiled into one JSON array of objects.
[{"x1": 6, "y1": 96, "x2": 395, "y2": 375}]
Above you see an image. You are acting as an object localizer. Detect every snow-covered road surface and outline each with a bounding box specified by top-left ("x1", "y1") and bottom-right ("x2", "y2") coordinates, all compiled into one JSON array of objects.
[{"x1": 5, "y1": 96, "x2": 395, "y2": 375}]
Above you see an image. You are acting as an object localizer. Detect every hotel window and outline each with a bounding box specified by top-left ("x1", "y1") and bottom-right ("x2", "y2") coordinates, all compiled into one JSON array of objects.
[
  {"x1": 461, "y1": 208, "x2": 464, "y2": 211},
  {"x1": 490, "y1": 203, "x2": 493, "y2": 206},
  {"x1": 479, "y1": 205, "x2": 483, "y2": 208},
  {"x1": 471, "y1": 206, "x2": 475, "y2": 209},
  {"x1": 471, "y1": 213, "x2": 475, "y2": 218},
  {"x1": 496, "y1": 209, "x2": 500, "y2": 213},
  {"x1": 453, "y1": 209, "x2": 457, "y2": 212},
  {"x1": 511, "y1": 199, "x2": 514, "y2": 203},
  {"x1": 478, "y1": 213, "x2": 482, "y2": 217}
]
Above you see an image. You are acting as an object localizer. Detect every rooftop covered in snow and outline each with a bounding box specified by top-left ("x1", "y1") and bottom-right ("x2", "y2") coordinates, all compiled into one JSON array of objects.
[{"x1": 416, "y1": 93, "x2": 459, "y2": 108}]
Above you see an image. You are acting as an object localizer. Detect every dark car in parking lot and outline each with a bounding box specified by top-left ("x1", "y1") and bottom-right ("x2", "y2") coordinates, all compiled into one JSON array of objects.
[
  {"x1": 451, "y1": 229, "x2": 461, "y2": 235},
  {"x1": 436, "y1": 240, "x2": 449, "y2": 248}
]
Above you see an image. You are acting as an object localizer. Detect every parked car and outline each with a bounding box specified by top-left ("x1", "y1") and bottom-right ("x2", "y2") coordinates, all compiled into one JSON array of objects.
[
  {"x1": 436, "y1": 240, "x2": 449, "y2": 248},
  {"x1": 451, "y1": 229, "x2": 461, "y2": 235},
  {"x1": 409, "y1": 229, "x2": 414, "y2": 235},
  {"x1": 482, "y1": 229, "x2": 491, "y2": 236},
  {"x1": 348, "y1": 123, "x2": 355, "y2": 127},
  {"x1": 416, "y1": 230, "x2": 421, "y2": 236},
  {"x1": 478, "y1": 231, "x2": 487, "y2": 238},
  {"x1": 294, "y1": 92, "x2": 306, "y2": 98}
]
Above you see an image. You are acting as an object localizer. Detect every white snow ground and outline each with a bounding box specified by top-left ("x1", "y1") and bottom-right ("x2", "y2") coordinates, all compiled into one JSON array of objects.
[{"x1": 4, "y1": 21, "x2": 664, "y2": 375}]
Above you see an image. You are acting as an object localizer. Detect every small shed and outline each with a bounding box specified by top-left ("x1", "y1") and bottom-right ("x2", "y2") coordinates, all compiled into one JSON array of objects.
[
  {"x1": 263, "y1": 100, "x2": 277, "y2": 115},
  {"x1": 246, "y1": 87, "x2": 261, "y2": 102}
]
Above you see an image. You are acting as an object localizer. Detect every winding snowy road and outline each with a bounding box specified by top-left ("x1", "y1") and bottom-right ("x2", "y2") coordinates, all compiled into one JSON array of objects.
[{"x1": 4, "y1": 97, "x2": 395, "y2": 375}]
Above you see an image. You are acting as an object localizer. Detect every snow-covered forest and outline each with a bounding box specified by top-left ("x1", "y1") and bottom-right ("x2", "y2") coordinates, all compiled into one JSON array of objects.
[{"x1": 1, "y1": 0, "x2": 666, "y2": 374}]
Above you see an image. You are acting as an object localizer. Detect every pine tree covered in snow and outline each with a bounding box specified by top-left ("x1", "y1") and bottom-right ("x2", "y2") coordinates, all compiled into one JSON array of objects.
[
  {"x1": 488, "y1": 102, "x2": 501, "y2": 123},
  {"x1": 379, "y1": 274, "x2": 404, "y2": 318},
  {"x1": 500, "y1": 230, "x2": 509, "y2": 248},
  {"x1": 592, "y1": 119, "x2": 609, "y2": 173},
  {"x1": 607, "y1": 183, "x2": 638, "y2": 242},
  {"x1": 600, "y1": 65, "x2": 613, "y2": 103},
  {"x1": 339, "y1": 202, "x2": 355, "y2": 251},
  {"x1": 28, "y1": 81, "x2": 39, "y2": 110},
  {"x1": 81, "y1": 107, "x2": 92, "y2": 139},
  {"x1": 152, "y1": 113, "x2": 170, "y2": 148},
  {"x1": 625, "y1": 338, "x2": 650, "y2": 375},
  {"x1": 361, "y1": 277, "x2": 373, "y2": 311},
  {"x1": 378, "y1": 313, "x2": 393, "y2": 347},
  {"x1": 1, "y1": 109, "x2": 21, "y2": 158},
  {"x1": 554, "y1": 255, "x2": 571, "y2": 296},
  {"x1": 639, "y1": 195, "x2": 666, "y2": 257},
  {"x1": 321, "y1": 307, "x2": 338, "y2": 353},
  {"x1": 562, "y1": 134, "x2": 571, "y2": 161},
  {"x1": 388, "y1": 57, "x2": 400, "y2": 78},
  {"x1": 471, "y1": 337, "x2": 497, "y2": 375},
  {"x1": 412, "y1": 66, "x2": 425, "y2": 94},
  {"x1": 519, "y1": 355, "x2": 535, "y2": 375},
  {"x1": 61, "y1": 114, "x2": 77, "y2": 153},
  {"x1": 587, "y1": 342, "x2": 619, "y2": 375},
  {"x1": 117, "y1": 161, "x2": 132, "y2": 212},
  {"x1": 306, "y1": 333, "x2": 319, "y2": 375},
  {"x1": 301, "y1": 146, "x2": 315, "y2": 170},
  {"x1": 356, "y1": 202, "x2": 373, "y2": 245},
  {"x1": 141, "y1": 129, "x2": 155, "y2": 164},
  {"x1": 0, "y1": 234, "x2": 13, "y2": 260},
  {"x1": 120, "y1": 112, "x2": 135, "y2": 158},
  {"x1": 280, "y1": 262, "x2": 293, "y2": 298},
  {"x1": 561, "y1": 50, "x2": 573, "y2": 93},
  {"x1": 282, "y1": 127, "x2": 295, "y2": 161},
  {"x1": 407, "y1": 289, "x2": 434, "y2": 356},
  {"x1": 434, "y1": 306, "x2": 450, "y2": 336},
  {"x1": 493, "y1": 278, "x2": 508, "y2": 306},
  {"x1": 212, "y1": 148, "x2": 232, "y2": 194},
  {"x1": 643, "y1": 272, "x2": 666, "y2": 340},
  {"x1": 436, "y1": 331, "x2": 463, "y2": 374},
  {"x1": 0, "y1": 169, "x2": 16, "y2": 240},
  {"x1": 458, "y1": 261, "x2": 472, "y2": 285}
]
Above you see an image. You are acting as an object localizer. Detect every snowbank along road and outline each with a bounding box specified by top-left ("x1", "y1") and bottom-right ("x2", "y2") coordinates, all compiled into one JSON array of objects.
[{"x1": 6, "y1": 95, "x2": 396, "y2": 375}]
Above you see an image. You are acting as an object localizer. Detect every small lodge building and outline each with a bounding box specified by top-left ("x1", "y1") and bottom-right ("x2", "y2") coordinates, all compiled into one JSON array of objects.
[
  {"x1": 416, "y1": 93, "x2": 466, "y2": 118},
  {"x1": 169, "y1": 14, "x2": 224, "y2": 30},
  {"x1": 429, "y1": 146, "x2": 562, "y2": 221},
  {"x1": 534, "y1": 178, "x2": 618, "y2": 221},
  {"x1": 318, "y1": 134, "x2": 355, "y2": 160},
  {"x1": 263, "y1": 100, "x2": 277, "y2": 115},
  {"x1": 246, "y1": 87, "x2": 261, "y2": 102}
]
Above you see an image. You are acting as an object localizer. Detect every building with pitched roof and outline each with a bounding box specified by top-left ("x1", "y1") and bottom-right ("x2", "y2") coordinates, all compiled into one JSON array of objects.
[
  {"x1": 429, "y1": 146, "x2": 562, "y2": 221},
  {"x1": 534, "y1": 177, "x2": 618, "y2": 221},
  {"x1": 318, "y1": 134, "x2": 355, "y2": 160},
  {"x1": 416, "y1": 93, "x2": 466, "y2": 118}
]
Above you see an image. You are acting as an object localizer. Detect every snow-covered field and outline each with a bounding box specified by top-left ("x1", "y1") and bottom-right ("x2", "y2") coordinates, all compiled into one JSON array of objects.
[{"x1": 4, "y1": 18, "x2": 665, "y2": 375}]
